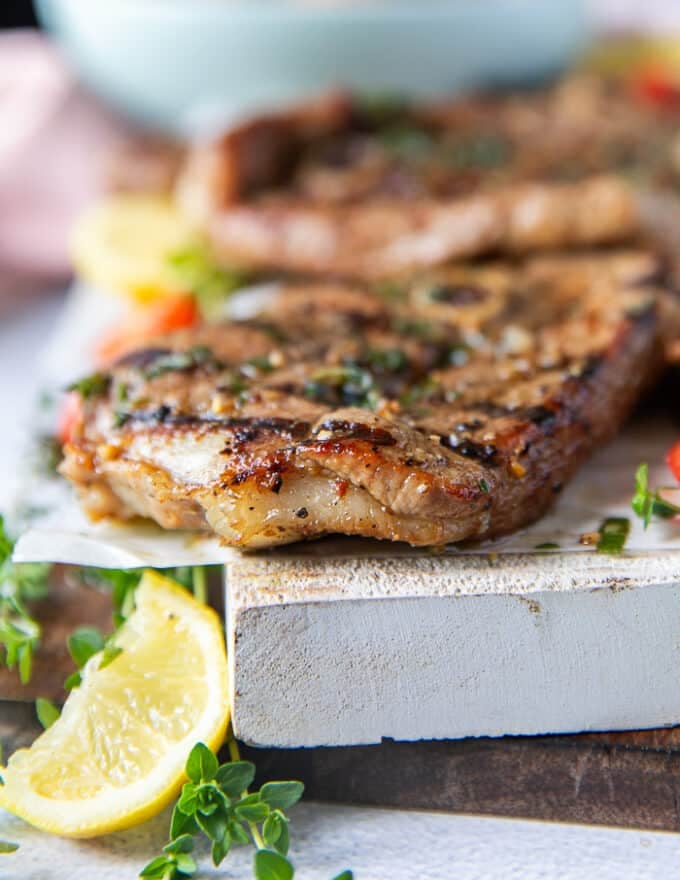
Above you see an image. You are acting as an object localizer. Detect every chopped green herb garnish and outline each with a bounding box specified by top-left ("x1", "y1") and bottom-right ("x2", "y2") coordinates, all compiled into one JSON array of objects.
[
  {"x1": 142, "y1": 345, "x2": 217, "y2": 380},
  {"x1": 632, "y1": 463, "x2": 680, "y2": 528},
  {"x1": 596, "y1": 517, "x2": 631, "y2": 555},
  {"x1": 67, "y1": 371, "x2": 109, "y2": 399},
  {"x1": 479, "y1": 478, "x2": 490, "y2": 494},
  {"x1": 0, "y1": 516, "x2": 51, "y2": 685},
  {"x1": 362, "y1": 348, "x2": 408, "y2": 373},
  {"x1": 35, "y1": 697, "x2": 60, "y2": 730},
  {"x1": 304, "y1": 366, "x2": 380, "y2": 409},
  {"x1": 168, "y1": 245, "x2": 248, "y2": 320},
  {"x1": 443, "y1": 133, "x2": 511, "y2": 169}
]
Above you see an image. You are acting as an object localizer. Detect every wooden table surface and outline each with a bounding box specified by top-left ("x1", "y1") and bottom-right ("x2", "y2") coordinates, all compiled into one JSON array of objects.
[{"x1": 3, "y1": 567, "x2": 680, "y2": 833}]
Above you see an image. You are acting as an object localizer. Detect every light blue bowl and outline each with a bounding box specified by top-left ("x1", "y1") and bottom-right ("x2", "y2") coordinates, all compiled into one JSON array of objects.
[{"x1": 37, "y1": 0, "x2": 588, "y2": 135}]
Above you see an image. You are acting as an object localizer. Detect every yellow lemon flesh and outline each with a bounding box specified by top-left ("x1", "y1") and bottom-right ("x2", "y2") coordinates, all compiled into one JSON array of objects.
[
  {"x1": 0, "y1": 571, "x2": 229, "y2": 838},
  {"x1": 71, "y1": 195, "x2": 197, "y2": 302}
]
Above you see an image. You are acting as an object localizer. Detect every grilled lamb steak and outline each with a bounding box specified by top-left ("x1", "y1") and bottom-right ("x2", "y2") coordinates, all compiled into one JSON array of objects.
[{"x1": 60, "y1": 251, "x2": 667, "y2": 549}]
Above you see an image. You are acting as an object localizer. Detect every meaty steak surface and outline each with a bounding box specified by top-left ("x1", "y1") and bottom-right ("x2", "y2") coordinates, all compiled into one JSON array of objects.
[
  {"x1": 61, "y1": 252, "x2": 665, "y2": 548},
  {"x1": 176, "y1": 75, "x2": 680, "y2": 280}
]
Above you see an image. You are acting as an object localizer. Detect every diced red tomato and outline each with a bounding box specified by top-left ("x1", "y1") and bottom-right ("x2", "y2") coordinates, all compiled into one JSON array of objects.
[
  {"x1": 57, "y1": 392, "x2": 84, "y2": 445},
  {"x1": 666, "y1": 441, "x2": 680, "y2": 482},
  {"x1": 95, "y1": 293, "x2": 199, "y2": 367},
  {"x1": 631, "y1": 66, "x2": 680, "y2": 108}
]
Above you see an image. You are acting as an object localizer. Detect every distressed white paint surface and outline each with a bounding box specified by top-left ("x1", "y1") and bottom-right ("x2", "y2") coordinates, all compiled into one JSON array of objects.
[
  {"x1": 4, "y1": 803, "x2": 680, "y2": 880},
  {"x1": 229, "y1": 552, "x2": 680, "y2": 746}
]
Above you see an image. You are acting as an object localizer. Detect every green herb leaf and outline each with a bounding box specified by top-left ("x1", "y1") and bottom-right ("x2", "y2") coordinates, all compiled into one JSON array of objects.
[
  {"x1": 0, "y1": 841, "x2": 19, "y2": 855},
  {"x1": 185, "y1": 742, "x2": 218, "y2": 783},
  {"x1": 331, "y1": 872, "x2": 354, "y2": 880},
  {"x1": 98, "y1": 643, "x2": 123, "y2": 670},
  {"x1": 173, "y1": 853, "x2": 197, "y2": 875},
  {"x1": 228, "y1": 818, "x2": 251, "y2": 846},
  {"x1": 214, "y1": 760, "x2": 256, "y2": 797},
  {"x1": 167, "y1": 246, "x2": 248, "y2": 321},
  {"x1": 67, "y1": 372, "x2": 109, "y2": 400},
  {"x1": 35, "y1": 697, "x2": 60, "y2": 730},
  {"x1": 139, "y1": 855, "x2": 173, "y2": 878},
  {"x1": 177, "y1": 782, "x2": 199, "y2": 816},
  {"x1": 163, "y1": 835, "x2": 194, "y2": 856},
  {"x1": 596, "y1": 517, "x2": 631, "y2": 555},
  {"x1": 64, "y1": 670, "x2": 82, "y2": 691},
  {"x1": 211, "y1": 834, "x2": 231, "y2": 866},
  {"x1": 234, "y1": 793, "x2": 270, "y2": 823},
  {"x1": 263, "y1": 812, "x2": 284, "y2": 849},
  {"x1": 67, "y1": 627, "x2": 105, "y2": 669},
  {"x1": 253, "y1": 849, "x2": 295, "y2": 880},
  {"x1": 260, "y1": 781, "x2": 305, "y2": 811},
  {"x1": 631, "y1": 463, "x2": 680, "y2": 528},
  {"x1": 196, "y1": 806, "x2": 228, "y2": 844},
  {"x1": 170, "y1": 803, "x2": 198, "y2": 839}
]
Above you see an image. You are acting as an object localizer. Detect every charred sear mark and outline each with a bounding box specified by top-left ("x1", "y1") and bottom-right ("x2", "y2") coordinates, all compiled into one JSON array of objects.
[
  {"x1": 624, "y1": 298, "x2": 656, "y2": 321},
  {"x1": 295, "y1": 507, "x2": 309, "y2": 519},
  {"x1": 223, "y1": 417, "x2": 311, "y2": 444},
  {"x1": 304, "y1": 366, "x2": 379, "y2": 409},
  {"x1": 426, "y1": 283, "x2": 488, "y2": 306},
  {"x1": 117, "y1": 345, "x2": 220, "y2": 379},
  {"x1": 115, "y1": 347, "x2": 174, "y2": 369},
  {"x1": 314, "y1": 419, "x2": 398, "y2": 446},
  {"x1": 522, "y1": 405, "x2": 557, "y2": 426},
  {"x1": 570, "y1": 355, "x2": 602, "y2": 380},
  {"x1": 440, "y1": 435, "x2": 499, "y2": 465}
]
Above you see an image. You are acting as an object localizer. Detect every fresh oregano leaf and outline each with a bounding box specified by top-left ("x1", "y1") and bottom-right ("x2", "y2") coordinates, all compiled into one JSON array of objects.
[
  {"x1": 185, "y1": 742, "x2": 218, "y2": 783},
  {"x1": 274, "y1": 816, "x2": 290, "y2": 857},
  {"x1": 35, "y1": 697, "x2": 60, "y2": 730},
  {"x1": 0, "y1": 841, "x2": 19, "y2": 854},
  {"x1": 67, "y1": 627, "x2": 105, "y2": 668},
  {"x1": 63, "y1": 670, "x2": 82, "y2": 691},
  {"x1": 139, "y1": 855, "x2": 172, "y2": 878},
  {"x1": 196, "y1": 804, "x2": 228, "y2": 841},
  {"x1": 260, "y1": 781, "x2": 305, "y2": 811},
  {"x1": 177, "y1": 782, "x2": 199, "y2": 815},
  {"x1": 211, "y1": 834, "x2": 231, "y2": 866},
  {"x1": 174, "y1": 853, "x2": 197, "y2": 875},
  {"x1": 227, "y1": 819, "x2": 251, "y2": 846},
  {"x1": 233, "y1": 791, "x2": 268, "y2": 821},
  {"x1": 253, "y1": 849, "x2": 295, "y2": 880},
  {"x1": 163, "y1": 835, "x2": 194, "y2": 856},
  {"x1": 98, "y1": 644, "x2": 123, "y2": 670},
  {"x1": 170, "y1": 803, "x2": 198, "y2": 839},
  {"x1": 215, "y1": 760, "x2": 256, "y2": 797},
  {"x1": 263, "y1": 812, "x2": 283, "y2": 848}
]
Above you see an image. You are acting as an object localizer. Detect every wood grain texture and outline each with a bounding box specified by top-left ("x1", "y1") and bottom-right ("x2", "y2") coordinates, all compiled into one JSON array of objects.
[
  {"x1": 4, "y1": 565, "x2": 680, "y2": 830},
  {"x1": 3, "y1": 700, "x2": 680, "y2": 831},
  {"x1": 0, "y1": 566, "x2": 112, "y2": 702}
]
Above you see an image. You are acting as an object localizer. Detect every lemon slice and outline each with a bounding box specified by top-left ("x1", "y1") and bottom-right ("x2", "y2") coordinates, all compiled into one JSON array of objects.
[
  {"x1": 71, "y1": 195, "x2": 197, "y2": 302},
  {"x1": 0, "y1": 571, "x2": 229, "y2": 838}
]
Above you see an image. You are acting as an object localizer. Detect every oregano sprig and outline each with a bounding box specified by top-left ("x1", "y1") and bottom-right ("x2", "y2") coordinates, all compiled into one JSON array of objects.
[
  {"x1": 140, "y1": 737, "x2": 353, "y2": 880},
  {"x1": 0, "y1": 516, "x2": 51, "y2": 684}
]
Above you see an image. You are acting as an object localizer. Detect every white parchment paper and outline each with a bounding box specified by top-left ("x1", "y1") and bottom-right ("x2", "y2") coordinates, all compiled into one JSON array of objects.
[{"x1": 12, "y1": 284, "x2": 680, "y2": 567}]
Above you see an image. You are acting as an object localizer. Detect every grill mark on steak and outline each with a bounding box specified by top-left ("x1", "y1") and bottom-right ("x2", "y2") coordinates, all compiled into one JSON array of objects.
[{"x1": 60, "y1": 253, "x2": 669, "y2": 548}]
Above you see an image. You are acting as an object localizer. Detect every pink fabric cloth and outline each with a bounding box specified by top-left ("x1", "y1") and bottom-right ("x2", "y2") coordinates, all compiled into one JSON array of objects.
[{"x1": 0, "y1": 31, "x2": 131, "y2": 306}]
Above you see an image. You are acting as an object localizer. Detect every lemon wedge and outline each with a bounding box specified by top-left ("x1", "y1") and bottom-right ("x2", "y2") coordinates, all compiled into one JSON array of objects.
[
  {"x1": 0, "y1": 571, "x2": 229, "y2": 838},
  {"x1": 71, "y1": 195, "x2": 197, "y2": 302}
]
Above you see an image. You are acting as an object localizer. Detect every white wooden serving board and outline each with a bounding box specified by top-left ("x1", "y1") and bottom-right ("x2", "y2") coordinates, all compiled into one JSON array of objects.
[{"x1": 11, "y1": 284, "x2": 680, "y2": 748}]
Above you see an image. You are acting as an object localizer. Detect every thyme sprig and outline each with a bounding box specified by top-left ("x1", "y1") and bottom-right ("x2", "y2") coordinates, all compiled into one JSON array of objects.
[
  {"x1": 140, "y1": 736, "x2": 352, "y2": 880},
  {"x1": 632, "y1": 463, "x2": 680, "y2": 528},
  {"x1": 0, "y1": 517, "x2": 51, "y2": 684}
]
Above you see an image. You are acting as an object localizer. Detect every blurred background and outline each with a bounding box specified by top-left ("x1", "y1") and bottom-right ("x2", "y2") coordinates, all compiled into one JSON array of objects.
[{"x1": 1, "y1": 0, "x2": 680, "y2": 311}]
